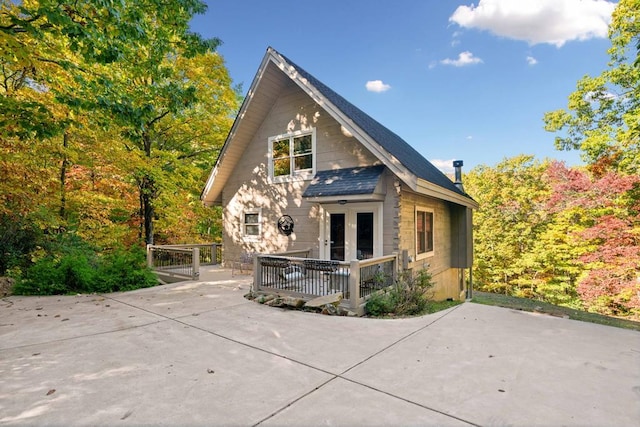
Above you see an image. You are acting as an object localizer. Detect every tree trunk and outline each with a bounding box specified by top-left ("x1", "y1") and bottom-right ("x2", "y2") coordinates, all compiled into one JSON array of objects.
[
  {"x1": 141, "y1": 131, "x2": 155, "y2": 245},
  {"x1": 59, "y1": 132, "x2": 69, "y2": 219},
  {"x1": 142, "y1": 178, "x2": 154, "y2": 245}
]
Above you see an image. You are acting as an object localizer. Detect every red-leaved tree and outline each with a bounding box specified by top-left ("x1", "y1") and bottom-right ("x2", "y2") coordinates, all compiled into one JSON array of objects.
[{"x1": 546, "y1": 162, "x2": 640, "y2": 318}]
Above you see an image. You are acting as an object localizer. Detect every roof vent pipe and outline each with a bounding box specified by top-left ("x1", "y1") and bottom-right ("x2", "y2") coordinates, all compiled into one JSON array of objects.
[{"x1": 453, "y1": 160, "x2": 464, "y2": 192}]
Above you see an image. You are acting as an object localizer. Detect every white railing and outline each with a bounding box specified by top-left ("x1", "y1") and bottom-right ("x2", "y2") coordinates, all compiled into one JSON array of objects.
[
  {"x1": 254, "y1": 253, "x2": 399, "y2": 315},
  {"x1": 147, "y1": 243, "x2": 222, "y2": 281}
]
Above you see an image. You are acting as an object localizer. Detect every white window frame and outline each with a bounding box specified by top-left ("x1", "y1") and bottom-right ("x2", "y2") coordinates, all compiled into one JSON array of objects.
[
  {"x1": 242, "y1": 208, "x2": 262, "y2": 241},
  {"x1": 415, "y1": 206, "x2": 434, "y2": 260},
  {"x1": 268, "y1": 128, "x2": 316, "y2": 182}
]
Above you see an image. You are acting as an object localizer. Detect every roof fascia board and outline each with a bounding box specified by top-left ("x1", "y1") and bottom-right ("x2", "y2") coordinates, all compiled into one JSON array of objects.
[
  {"x1": 304, "y1": 193, "x2": 386, "y2": 204},
  {"x1": 201, "y1": 50, "x2": 276, "y2": 204},
  {"x1": 416, "y1": 178, "x2": 480, "y2": 209}
]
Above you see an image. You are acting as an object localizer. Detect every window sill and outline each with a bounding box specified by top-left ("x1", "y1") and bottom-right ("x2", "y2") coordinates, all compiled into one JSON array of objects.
[
  {"x1": 271, "y1": 174, "x2": 314, "y2": 184},
  {"x1": 416, "y1": 251, "x2": 434, "y2": 261}
]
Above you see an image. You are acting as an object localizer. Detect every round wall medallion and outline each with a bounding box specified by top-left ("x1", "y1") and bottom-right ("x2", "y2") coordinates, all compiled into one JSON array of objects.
[{"x1": 277, "y1": 215, "x2": 294, "y2": 236}]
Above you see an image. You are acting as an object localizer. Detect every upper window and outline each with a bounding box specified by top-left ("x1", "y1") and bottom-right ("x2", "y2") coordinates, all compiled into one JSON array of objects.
[
  {"x1": 416, "y1": 208, "x2": 434, "y2": 257},
  {"x1": 269, "y1": 129, "x2": 316, "y2": 181}
]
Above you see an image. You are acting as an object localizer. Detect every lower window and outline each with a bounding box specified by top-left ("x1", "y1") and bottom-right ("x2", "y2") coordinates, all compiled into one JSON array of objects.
[{"x1": 243, "y1": 209, "x2": 261, "y2": 239}]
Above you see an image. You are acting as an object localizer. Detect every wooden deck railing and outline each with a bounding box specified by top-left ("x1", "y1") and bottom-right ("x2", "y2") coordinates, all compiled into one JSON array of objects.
[
  {"x1": 147, "y1": 243, "x2": 222, "y2": 282},
  {"x1": 254, "y1": 253, "x2": 399, "y2": 315}
]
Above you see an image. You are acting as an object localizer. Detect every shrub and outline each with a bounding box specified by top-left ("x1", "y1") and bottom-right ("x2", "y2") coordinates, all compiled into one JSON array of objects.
[
  {"x1": 13, "y1": 239, "x2": 157, "y2": 295},
  {"x1": 13, "y1": 253, "x2": 97, "y2": 295},
  {"x1": 0, "y1": 213, "x2": 42, "y2": 276},
  {"x1": 365, "y1": 291, "x2": 396, "y2": 316},
  {"x1": 93, "y1": 246, "x2": 157, "y2": 293},
  {"x1": 365, "y1": 268, "x2": 435, "y2": 317}
]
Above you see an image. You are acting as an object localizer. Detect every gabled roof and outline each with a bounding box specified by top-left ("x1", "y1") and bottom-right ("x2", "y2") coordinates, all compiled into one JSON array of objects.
[
  {"x1": 202, "y1": 47, "x2": 477, "y2": 209},
  {"x1": 278, "y1": 52, "x2": 468, "y2": 199}
]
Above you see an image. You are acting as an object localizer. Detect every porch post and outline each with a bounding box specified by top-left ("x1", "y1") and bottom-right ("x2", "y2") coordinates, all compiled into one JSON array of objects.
[
  {"x1": 393, "y1": 252, "x2": 399, "y2": 282},
  {"x1": 349, "y1": 259, "x2": 360, "y2": 312},
  {"x1": 146, "y1": 244, "x2": 154, "y2": 269},
  {"x1": 192, "y1": 247, "x2": 200, "y2": 280},
  {"x1": 212, "y1": 243, "x2": 220, "y2": 265},
  {"x1": 253, "y1": 255, "x2": 262, "y2": 293}
]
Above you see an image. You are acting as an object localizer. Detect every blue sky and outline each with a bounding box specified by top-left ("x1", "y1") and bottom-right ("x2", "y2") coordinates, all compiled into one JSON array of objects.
[{"x1": 189, "y1": 0, "x2": 617, "y2": 173}]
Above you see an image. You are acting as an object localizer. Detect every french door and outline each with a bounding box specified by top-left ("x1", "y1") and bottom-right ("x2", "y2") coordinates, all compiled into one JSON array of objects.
[{"x1": 321, "y1": 203, "x2": 383, "y2": 261}]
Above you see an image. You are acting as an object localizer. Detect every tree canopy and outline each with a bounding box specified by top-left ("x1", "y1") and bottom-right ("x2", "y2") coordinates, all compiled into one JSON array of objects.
[
  {"x1": 543, "y1": 0, "x2": 640, "y2": 175},
  {"x1": 467, "y1": 0, "x2": 640, "y2": 319},
  {"x1": 1, "y1": 0, "x2": 239, "y2": 278}
]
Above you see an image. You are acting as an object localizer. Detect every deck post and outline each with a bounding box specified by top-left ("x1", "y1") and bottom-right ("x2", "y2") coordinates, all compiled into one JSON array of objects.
[
  {"x1": 192, "y1": 247, "x2": 200, "y2": 280},
  {"x1": 349, "y1": 259, "x2": 360, "y2": 312},
  {"x1": 212, "y1": 243, "x2": 220, "y2": 264},
  {"x1": 146, "y1": 244, "x2": 153, "y2": 269},
  {"x1": 392, "y1": 252, "x2": 399, "y2": 282},
  {"x1": 253, "y1": 255, "x2": 261, "y2": 293}
]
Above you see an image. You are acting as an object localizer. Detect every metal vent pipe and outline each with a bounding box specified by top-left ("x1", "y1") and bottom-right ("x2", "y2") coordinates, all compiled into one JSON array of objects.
[{"x1": 453, "y1": 160, "x2": 464, "y2": 192}]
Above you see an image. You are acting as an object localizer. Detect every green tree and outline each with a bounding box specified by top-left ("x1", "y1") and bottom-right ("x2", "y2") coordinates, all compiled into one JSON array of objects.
[
  {"x1": 465, "y1": 156, "x2": 551, "y2": 297},
  {"x1": 86, "y1": 49, "x2": 238, "y2": 245},
  {"x1": 1, "y1": 0, "x2": 237, "y2": 279},
  {"x1": 1, "y1": 0, "x2": 221, "y2": 245},
  {"x1": 543, "y1": 0, "x2": 640, "y2": 175}
]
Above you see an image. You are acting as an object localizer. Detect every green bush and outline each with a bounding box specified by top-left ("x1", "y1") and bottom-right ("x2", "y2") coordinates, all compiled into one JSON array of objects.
[
  {"x1": 0, "y1": 213, "x2": 42, "y2": 276},
  {"x1": 365, "y1": 268, "x2": 435, "y2": 317},
  {"x1": 365, "y1": 291, "x2": 396, "y2": 316},
  {"x1": 12, "y1": 239, "x2": 157, "y2": 295},
  {"x1": 13, "y1": 253, "x2": 97, "y2": 295},
  {"x1": 93, "y1": 246, "x2": 157, "y2": 293}
]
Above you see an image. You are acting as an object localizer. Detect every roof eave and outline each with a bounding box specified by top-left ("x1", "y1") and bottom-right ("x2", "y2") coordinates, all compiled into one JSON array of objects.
[
  {"x1": 201, "y1": 49, "x2": 278, "y2": 204},
  {"x1": 304, "y1": 193, "x2": 386, "y2": 204},
  {"x1": 415, "y1": 178, "x2": 479, "y2": 209}
]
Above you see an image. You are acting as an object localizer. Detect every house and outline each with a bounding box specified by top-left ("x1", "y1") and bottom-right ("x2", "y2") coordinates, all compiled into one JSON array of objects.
[{"x1": 201, "y1": 47, "x2": 478, "y2": 301}]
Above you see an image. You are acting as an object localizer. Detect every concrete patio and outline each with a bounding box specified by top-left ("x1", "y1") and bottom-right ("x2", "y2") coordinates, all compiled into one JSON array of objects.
[{"x1": 1, "y1": 267, "x2": 639, "y2": 426}]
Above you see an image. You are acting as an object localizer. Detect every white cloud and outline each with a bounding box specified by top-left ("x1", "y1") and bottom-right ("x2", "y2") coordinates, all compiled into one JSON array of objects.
[
  {"x1": 526, "y1": 55, "x2": 538, "y2": 65},
  {"x1": 431, "y1": 159, "x2": 456, "y2": 175},
  {"x1": 449, "y1": 0, "x2": 615, "y2": 47},
  {"x1": 365, "y1": 80, "x2": 391, "y2": 92},
  {"x1": 440, "y1": 51, "x2": 483, "y2": 67}
]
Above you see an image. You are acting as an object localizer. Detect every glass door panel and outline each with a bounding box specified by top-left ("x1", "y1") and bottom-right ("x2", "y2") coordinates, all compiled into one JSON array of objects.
[
  {"x1": 330, "y1": 213, "x2": 345, "y2": 261},
  {"x1": 356, "y1": 212, "x2": 374, "y2": 260}
]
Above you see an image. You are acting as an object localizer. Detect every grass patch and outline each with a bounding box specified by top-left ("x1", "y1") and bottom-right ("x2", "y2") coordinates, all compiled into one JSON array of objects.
[
  {"x1": 367, "y1": 297, "x2": 462, "y2": 318},
  {"x1": 424, "y1": 299, "x2": 463, "y2": 314},
  {"x1": 471, "y1": 291, "x2": 640, "y2": 331}
]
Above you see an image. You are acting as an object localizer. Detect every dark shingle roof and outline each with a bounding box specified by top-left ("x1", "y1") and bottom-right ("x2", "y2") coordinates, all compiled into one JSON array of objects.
[
  {"x1": 303, "y1": 165, "x2": 385, "y2": 198},
  {"x1": 278, "y1": 50, "x2": 467, "y2": 197}
]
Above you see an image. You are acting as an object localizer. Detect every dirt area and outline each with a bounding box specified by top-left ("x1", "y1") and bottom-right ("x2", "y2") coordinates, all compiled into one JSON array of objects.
[{"x1": 0, "y1": 277, "x2": 14, "y2": 297}]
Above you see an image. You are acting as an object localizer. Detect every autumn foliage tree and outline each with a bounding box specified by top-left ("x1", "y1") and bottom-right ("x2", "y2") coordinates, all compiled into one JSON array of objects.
[
  {"x1": 0, "y1": 0, "x2": 238, "y2": 287},
  {"x1": 545, "y1": 162, "x2": 640, "y2": 317},
  {"x1": 466, "y1": 0, "x2": 640, "y2": 319}
]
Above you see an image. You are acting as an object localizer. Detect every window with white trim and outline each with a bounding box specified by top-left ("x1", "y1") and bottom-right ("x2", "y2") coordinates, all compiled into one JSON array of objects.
[
  {"x1": 268, "y1": 129, "x2": 316, "y2": 181},
  {"x1": 243, "y1": 209, "x2": 261, "y2": 239},
  {"x1": 416, "y1": 208, "x2": 434, "y2": 257}
]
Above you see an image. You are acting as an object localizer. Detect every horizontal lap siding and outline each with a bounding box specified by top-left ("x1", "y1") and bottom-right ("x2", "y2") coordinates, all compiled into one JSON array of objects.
[
  {"x1": 398, "y1": 188, "x2": 462, "y2": 300},
  {"x1": 223, "y1": 82, "x2": 382, "y2": 262}
]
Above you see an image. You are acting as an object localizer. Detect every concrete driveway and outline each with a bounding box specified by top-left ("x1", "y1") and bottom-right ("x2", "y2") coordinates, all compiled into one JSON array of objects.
[{"x1": 1, "y1": 268, "x2": 639, "y2": 426}]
